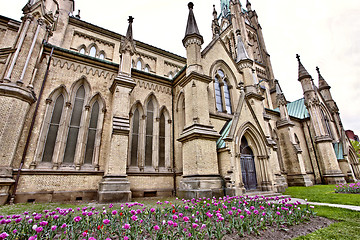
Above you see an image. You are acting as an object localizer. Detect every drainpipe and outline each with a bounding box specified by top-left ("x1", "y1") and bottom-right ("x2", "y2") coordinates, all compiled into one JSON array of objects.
[
  {"x1": 171, "y1": 88, "x2": 177, "y2": 196},
  {"x1": 9, "y1": 45, "x2": 54, "y2": 204},
  {"x1": 306, "y1": 121, "x2": 323, "y2": 184}
]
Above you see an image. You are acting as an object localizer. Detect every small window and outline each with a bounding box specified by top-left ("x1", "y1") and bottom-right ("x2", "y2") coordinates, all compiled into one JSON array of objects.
[
  {"x1": 79, "y1": 48, "x2": 85, "y2": 54},
  {"x1": 136, "y1": 61, "x2": 142, "y2": 70},
  {"x1": 99, "y1": 53, "x2": 105, "y2": 60},
  {"x1": 89, "y1": 46, "x2": 96, "y2": 57},
  {"x1": 144, "y1": 65, "x2": 150, "y2": 73}
]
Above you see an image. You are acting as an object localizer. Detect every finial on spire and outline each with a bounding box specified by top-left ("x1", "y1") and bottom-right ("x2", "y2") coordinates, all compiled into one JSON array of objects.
[
  {"x1": 296, "y1": 54, "x2": 301, "y2": 62},
  {"x1": 75, "y1": 9, "x2": 81, "y2": 19},
  {"x1": 128, "y1": 16, "x2": 134, "y2": 23},
  {"x1": 213, "y1": 4, "x2": 217, "y2": 18},
  {"x1": 316, "y1": 66, "x2": 320, "y2": 74},
  {"x1": 188, "y1": 2, "x2": 194, "y2": 9}
]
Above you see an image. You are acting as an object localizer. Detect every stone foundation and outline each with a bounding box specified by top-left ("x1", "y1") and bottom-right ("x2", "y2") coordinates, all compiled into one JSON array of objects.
[
  {"x1": 287, "y1": 173, "x2": 313, "y2": 187},
  {"x1": 98, "y1": 176, "x2": 131, "y2": 203},
  {"x1": 14, "y1": 190, "x2": 98, "y2": 203},
  {"x1": 178, "y1": 175, "x2": 224, "y2": 199}
]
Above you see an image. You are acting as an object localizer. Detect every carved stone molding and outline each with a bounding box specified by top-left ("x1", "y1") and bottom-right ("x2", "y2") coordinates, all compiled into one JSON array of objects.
[
  {"x1": 73, "y1": 31, "x2": 115, "y2": 48},
  {"x1": 52, "y1": 58, "x2": 116, "y2": 80},
  {"x1": 135, "y1": 79, "x2": 171, "y2": 95}
]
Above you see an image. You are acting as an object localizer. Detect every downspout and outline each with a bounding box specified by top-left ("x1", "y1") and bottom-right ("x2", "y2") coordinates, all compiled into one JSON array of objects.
[
  {"x1": 306, "y1": 121, "x2": 323, "y2": 183},
  {"x1": 171, "y1": 88, "x2": 177, "y2": 196},
  {"x1": 9, "y1": 45, "x2": 54, "y2": 203}
]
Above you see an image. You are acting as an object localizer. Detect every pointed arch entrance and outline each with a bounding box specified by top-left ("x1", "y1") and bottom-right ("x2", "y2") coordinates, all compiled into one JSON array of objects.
[{"x1": 240, "y1": 136, "x2": 257, "y2": 190}]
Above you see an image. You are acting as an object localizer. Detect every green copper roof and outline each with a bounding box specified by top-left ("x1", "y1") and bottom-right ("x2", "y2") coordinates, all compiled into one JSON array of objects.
[
  {"x1": 274, "y1": 98, "x2": 309, "y2": 119},
  {"x1": 217, "y1": 120, "x2": 232, "y2": 149},
  {"x1": 333, "y1": 142, "x2": 344, "y2": 160}
]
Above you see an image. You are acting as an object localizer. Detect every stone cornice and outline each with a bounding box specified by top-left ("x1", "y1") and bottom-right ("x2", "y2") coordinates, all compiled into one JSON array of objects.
[
  {"x1": 0, "y1": 83, "x2": 36, "y2": 104},
  {"x1": 177, "y1": 71, "x2": 212, "y2": 88},
  {"x1": 177, "y1": 124, "x2": 220, "y2": 143},
  {"x1": 276, "y1": 119, "x2": 295, "y2": 129},
  {"x1": 109, "y1": 73, "x2": 136, "y2": 93},
  {"x1": 314, "y1": 135, "x2": 333, "y2": 143}
]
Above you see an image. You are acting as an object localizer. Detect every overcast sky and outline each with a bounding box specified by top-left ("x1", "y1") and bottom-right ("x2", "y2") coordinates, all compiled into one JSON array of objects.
[{"x1": 1, "y1": 0, "x2": 360, "y2": 137}]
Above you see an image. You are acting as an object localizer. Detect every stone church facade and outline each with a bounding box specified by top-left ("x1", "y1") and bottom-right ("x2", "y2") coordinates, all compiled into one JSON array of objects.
[{"x1": 0, "y1": 0, "x2": 359, "y2": 204}]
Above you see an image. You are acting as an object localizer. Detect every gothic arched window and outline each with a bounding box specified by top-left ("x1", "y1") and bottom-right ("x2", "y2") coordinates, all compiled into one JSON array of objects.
[
  {"x1": 63, "y1": 85, "x2": 85, "y2": 163},
  {"x1": 98, "y1": 52, "x2": 105, "y2": 60},
  {"x1": 159, "y1": 112, "x2": 166, "y2": 168},
  {"x1": 214, "y1": 69, "x2": 232, "y2": 114},
  {"x1": 321, "y1": 109, "x2": 333, "y2": 138},
  {"x1": 136, "y1": 60, "x2": 142, "y2": 70},
  {"x1": 89, "y1": 46, "x2": 96, "y2": 57},
  {"x1": 144, "y1": 66, "x2": 150, "y2": 73},
  {"x1": 130, "y1": 108, "x2": 140, "y2": 166},
  {"x1": 214, "y1": 75, "x2": 223, "y2": 112},
  {"x1": 84, "y1": 101, "x2": 99, "y2": 164},
  {"x1": 42, "y1": 94, "x2": 64, "y2": 162},
  {"x1": 223, "y1": 80, "x2": 232, "y2": 114},
  {"x1": 145, "y1": 100, "x2": 154, "y2": 166},
  {"x1": 79, "y1": 48, "x2": 85, "y2": 55}
]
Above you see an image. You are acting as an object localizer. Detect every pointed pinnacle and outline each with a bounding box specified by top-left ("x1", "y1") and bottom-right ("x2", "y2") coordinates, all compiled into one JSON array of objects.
[
  {"x1": 316, "y1": 66, "x2": 330, "y2": 89},
  {"x1": 183, "y1": 2, "x2": 203, "y2": 46},
  {"x1": 296, "y1": 54, "x2": 311, "y2": 80}
]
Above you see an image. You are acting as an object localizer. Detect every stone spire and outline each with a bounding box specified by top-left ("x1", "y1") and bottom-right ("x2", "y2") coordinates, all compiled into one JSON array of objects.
[
  {"x1": 275, "y1": 80, "x2": 287, "y2": 107},
  {"x1": 212, "y1": 4, "x2": 220, "y2": 38},
  {"x1": 316, "y1": 66, "x2": 330, "y2": 90},
  {"x1": 183, "y1": 2, "x2": 203, "y2": 45},
  {"x1": 120, "y1": 16, "x2": 136, "y2": 54},
  {"x1": 236, "y1": 30, "x2": 250, "y2": 62},
  {"x1": 246, "y1": 0, "x2": 252, "y2": 11},
  {"x1": 296, "y1": 54, "x2": 311, "y2": 81},
  {"x1": 183, "y1": 2, "x2": 203, "y2": 74}
]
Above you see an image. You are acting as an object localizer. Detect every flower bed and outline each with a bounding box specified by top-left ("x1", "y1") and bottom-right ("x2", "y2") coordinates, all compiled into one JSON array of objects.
[
  {"x1": 335, "y1": 182, "x2": 360, "y2": 194},
  {"x1": 0, "y1": 195, "x2": 315, "y2": 240}
]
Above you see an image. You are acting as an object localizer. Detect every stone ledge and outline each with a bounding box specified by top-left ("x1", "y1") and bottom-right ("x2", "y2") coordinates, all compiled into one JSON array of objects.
[
  {"x1": 0, "y1": 82, "x2": 35, "y2": 104},
  {"x1": 178, "y1": 124, "x2": 220, "y2": 143},
  {"x1": 12, "y1": 169, "x2": 104, "y2": 175}
]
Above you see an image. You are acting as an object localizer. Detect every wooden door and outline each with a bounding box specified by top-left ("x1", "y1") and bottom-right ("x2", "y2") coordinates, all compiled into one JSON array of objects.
[{"x1": 241, "y1": 154, "x2": 257, "y2": 190}]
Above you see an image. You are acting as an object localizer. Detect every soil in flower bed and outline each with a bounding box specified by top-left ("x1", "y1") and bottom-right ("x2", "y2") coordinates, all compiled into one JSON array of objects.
[{"x1": 223, "y1": 216, "x2": 335, "y2": 239}]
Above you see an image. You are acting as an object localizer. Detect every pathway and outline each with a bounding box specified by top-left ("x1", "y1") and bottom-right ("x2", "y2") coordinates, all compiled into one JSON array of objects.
[{"x1": 290, "y1": 197, "x2": 360, "y2": 212}]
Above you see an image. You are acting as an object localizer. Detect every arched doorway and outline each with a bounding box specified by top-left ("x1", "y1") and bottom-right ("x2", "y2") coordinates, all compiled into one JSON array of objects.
[{"x1": 240, "y1": 136, "x2": 257, "y2": 190}]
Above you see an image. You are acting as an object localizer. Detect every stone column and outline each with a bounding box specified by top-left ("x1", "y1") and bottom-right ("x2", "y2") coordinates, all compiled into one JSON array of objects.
[{"x1": 98, "y1": 74, "x2": 135, "y2": 203}]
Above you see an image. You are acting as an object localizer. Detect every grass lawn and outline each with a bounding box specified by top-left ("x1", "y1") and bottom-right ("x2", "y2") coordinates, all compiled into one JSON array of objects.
[
  {"x1": 294, "y1": 205, "x2": 360, "y2": 240},
  {"x1": 284, "y1": 184, "x2": 360, "y2": 206}
]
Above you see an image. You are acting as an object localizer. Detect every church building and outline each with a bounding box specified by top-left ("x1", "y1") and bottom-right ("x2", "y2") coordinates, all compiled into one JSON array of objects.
[{"x1": 0, "y1": 0, "x2": 358, "y2": 204}]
